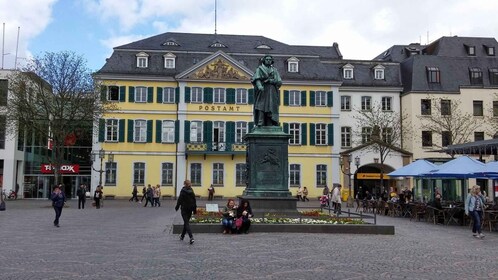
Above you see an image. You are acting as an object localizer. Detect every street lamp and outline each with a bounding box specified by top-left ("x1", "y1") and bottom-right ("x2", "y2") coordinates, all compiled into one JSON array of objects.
[
  {"x1": 340, "y1": 154, "x2": 361, "y2": 207},
  {"x1": 91, "y1": 148, "x2": 106, "y2": 187}
]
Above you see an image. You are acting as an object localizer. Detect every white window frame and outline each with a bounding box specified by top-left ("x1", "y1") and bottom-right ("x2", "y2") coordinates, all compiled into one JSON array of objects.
[
  {"x1": 341, "y1": 126, "x2": 351, "y2": 148},
  {"x1": 236, "y1": 88, "x2": 248, "y2": 104},
  {"x1": 105, "y1": 119, "x2": 119, "y2": 142},
  {"x1": 163, "y1": 53, "x2": 176, "y2": 69},
  {"x1": 315, "y1": 91, "x2": 326, "y2": 106},
  {"x1": 105, "y1": 162, "x2": 117, "y2": 185},
  {"x1": 315, "y1": 123, "x2": 327, "y2": 145},
  {"x1": 107, "y1": 86, "x2": 119, "y2": 101},
  {"x1": 161, "y1": 162, "x2": 174, "y2": 186},
  {"x1": 316, "y1": 164, "x2": 327, "y2": 187},
  {"x1": 136, "y1": 52, "x2": 149, "y2": 68},
  {"x1": 343, "y1": 64, "x2": 354, "y2": 79},
  {"x1": 190, "y1": 163, "x2": 202, "y2": 186},
  {"x1": 341, "y1": 96, "x2": 351, "y2": 110},
  {"x1": 190, "y1": 121, "x2": 203, "y2": 142},
  {"x1": 361, "y1": 96, "x2": 372, "y2": 111},
  {"x1": 289, "y1": 164, "x2": 301, "y2": 186},
  {"x1": 289, "y1": 123, "x2": 301, "y2": 145},
  {"x1": 289, "y1": 90, "x2": 301, "y2": 106},
  {"x1": 135, "y1": 86, "x2": 147, "y2": 103},
  {"x1": 235, "y1": 121, "x2": 247, "y2": 143},
  {"x1": 382, "y1": 96, "x2": 392, "y2": 111},
  {"x1": 162, "y1": 87, "x2": 175, "y2": 103},
  {"x1": 134, "y1": 119, "x2": 147, "y2": 143},
  {"x1": 161, "y1": 120, "x2": 175, "y2": 143},
  {"x1": 212, "y1": 163, "x2": 224, "y2": 185},
  {"x1": 191, "y1": 87, "x2": 203, "y2": 103},
  {"x1": 213, "y1": 121, "x2": 225, "y2": 151},
  {"x1": 287, "y1": 57, "x2": 299, "y2": 72},
  {"x1": 374, "y1": 65, "x2": 385, "y2": 80},
  {"x1": 214, "y1": 88, "x2": 226, "y2": 104},
  {"x1": 362, "y1": 127, "x2": 372, "y2": 144},
  {"x1": 133, "y1": 162, "x2": 146, "y2": 185}
]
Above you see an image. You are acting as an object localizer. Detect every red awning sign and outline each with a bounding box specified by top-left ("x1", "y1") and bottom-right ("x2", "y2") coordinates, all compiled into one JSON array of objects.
[{"x1": 41, "y1": 164, "x2": 80, "y2": 174}]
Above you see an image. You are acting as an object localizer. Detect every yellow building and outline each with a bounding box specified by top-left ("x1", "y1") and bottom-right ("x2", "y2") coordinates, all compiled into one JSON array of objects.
[{"x1": 93, "y1": 32, "x2": 342, "y2": 199}]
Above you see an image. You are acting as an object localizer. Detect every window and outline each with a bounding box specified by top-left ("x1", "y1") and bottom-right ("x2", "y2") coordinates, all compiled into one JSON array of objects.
[
  {"x1": 486, "y1": 46, "x2": 495, "y2": 56},
  {"x1": 133, "y1": 162, "x2": 146, "y2": 185},
  {"x1": 382, "y1": 127, "x2": 393, "y2": 143},
  {"x1": 442, "y1": 131, "x2": 452, "y2": 147},
  {"x1": 236, "y1": 88, "x2": 247, "y2": 104},
  {"x1": 0, "y1": 79, "x2": 8, "y2": 106},
  {"x1": 134, "y1": 120, "x2": 147, "y2": 142},
  {"x1": 190, "y1": 121, "x2": 203, "y2": 142},
  {"x1": 289, "y1": 164, "x2": 301, "y2": 186},
  {"x1": 214, "y1": 88, "x2": 226, "y2": 103},
  {"x1": 105, "y1": 162, "x2": 117, "y2": 185},
  {"x1": 289, "y1": 123, "x2": 301, "y2": 145},
  {"x1": 466, "y1": 45, "x2": 476, "y2": 56},
  {"x1": 235, "y1": 163, "x2": 246, "y2": 186},
  {"x1": 341, "y1": 96, "x2": 351, "y2": 110},
  {"x1": 426, "y1": 67, "x2": 440, "y2": 83},
  {"x1": 341, "y1": 126, "x2": 351, "y2": 147},
  {"x1": 107, "y1": 86, "x2": 119, "y2": 101},
  {"x1": 469, "y1": 67, "x2": 483, "y2": 85},
  {"x1": 382, "y1": 97, "x2": 392, "y2": 111},
  {"x1": 473, "y1": 101, "x2": 483, "y2": 116},
  {"x1": 441, "y1": 100, "x2": 451, "y2": 116},
  {"x1": 235, "y1": 122, "x2": 247, "y2": 143},
  {"x1": 343, "y1": 64, "x2": 354, "y2": 79},
  {"x1": 474, "y1": 132, "x2": 485, "y2": 141},
  {"x1": 213, "y1": 121, "x2": 225, "y2": 151},
  {"x1": 361, "y1": 127, "x2": 372, "y2": 144},
  {"x1": 421, "y1": 99, "x2": 431, "y2": 115},
  {"x1": 374, "y1": 65, "x2": 385, "y2": 80},
  {"x1": 315, "y1": 123, "x2": 327, "y2": 145},
  {"x1": 422, "y1": 131, "x2": 432, "y2": 147},
  {"x1": 191, "y1": 87, "x2": 203, "y2": 103},
  {"x1": 135, "y1": 86, "x2": 147, "y2": 103},
  {"x1": 163, "y1": 53, "x2": 176, "y2": 69},
  {"x1": 493, "y1": 101, "x2": 498, "y2": 117},
  {"x1": 0, "y1": 115, "x2": 5, "y2": 149},
  {"x1": 213, "y1": 163, "x2": 224, "y2": 185},
  {"x1": 136, "y1": 52, "x2": 149, "y2": 68},
  {"x1": 161, "y1": 163, "x2": 173, "y2": 185},
  {"x1": 361, "y1": 96, "x2": 371, "y2": 111},
  {"x1": 489, "y1": 69, "x2": 498, "y2": 85},
  {"x1": 315, "y1": 91, "x2": 326, "y2": 106},
  {"x1": 105, "y1": 119, "x2": 119, "y2": 142},
  {"x1": 161, "y1": 121, "x2": 175, "y2": 143},
  {"x1": 289, "y1": 90, "x2": 301, "y2": 106},
  {"x1": 162, "y1": 87, "x2": 175, "y2": 103},
  {"x1": 287, "y1": 57, "x2": 299, "y2": 72},
  {"x1": 190, "y1": 163, "x2": 202, "y2": 185},
  {"x1": 316, "y1": 164, "x2": 327, "y2": 187}
]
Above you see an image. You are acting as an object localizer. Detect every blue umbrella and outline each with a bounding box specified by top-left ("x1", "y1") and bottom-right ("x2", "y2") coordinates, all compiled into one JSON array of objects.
[
  {"x1": 388, "y1": 159, "x2": 437, "y2": 177},
  {"x1": 423, "y1": 156, "x2": 485, "y2": 178},
  {"x1": 473, "y1": 161, "x2": 498, "y2": 178}
]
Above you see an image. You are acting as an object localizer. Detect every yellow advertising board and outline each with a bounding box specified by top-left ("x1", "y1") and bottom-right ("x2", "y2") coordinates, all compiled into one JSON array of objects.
[{"x1": 356, "y1": 173, "x2": 390, "y2": 180}]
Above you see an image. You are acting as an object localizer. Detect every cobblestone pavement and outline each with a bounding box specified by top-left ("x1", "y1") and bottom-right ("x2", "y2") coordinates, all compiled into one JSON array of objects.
[{"x1": 0, "y1": 199, "x2": 497, "y2": 280}]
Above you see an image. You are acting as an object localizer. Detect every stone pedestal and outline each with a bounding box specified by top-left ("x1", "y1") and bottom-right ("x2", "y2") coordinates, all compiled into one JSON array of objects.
[{"x1": 241, "y1": 126, "x2": 297, "y2": 214}]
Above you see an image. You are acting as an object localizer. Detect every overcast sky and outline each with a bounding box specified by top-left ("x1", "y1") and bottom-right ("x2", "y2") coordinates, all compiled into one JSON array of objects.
[{"x1": 1, "y1": 0, "x2": 498, "y2": 71}]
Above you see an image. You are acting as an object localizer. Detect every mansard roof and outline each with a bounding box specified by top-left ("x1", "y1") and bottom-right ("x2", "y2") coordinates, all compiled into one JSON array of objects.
[{"x1": 323, "y1": 60, "x2": 402, "y2": 88}]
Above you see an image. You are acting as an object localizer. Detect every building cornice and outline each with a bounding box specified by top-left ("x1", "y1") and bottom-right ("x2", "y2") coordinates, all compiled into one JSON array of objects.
[{"x1": 340, "y1": 86, "x2": 403, "y2": 93}]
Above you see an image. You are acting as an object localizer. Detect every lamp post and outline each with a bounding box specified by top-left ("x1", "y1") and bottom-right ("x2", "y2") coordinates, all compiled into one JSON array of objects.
[
  {"x1": 91, "y1": 148, "x2": 106, "y2": 187},
  {"x1": 340, "y1": 154, "x2": 361, "y2": 207}
]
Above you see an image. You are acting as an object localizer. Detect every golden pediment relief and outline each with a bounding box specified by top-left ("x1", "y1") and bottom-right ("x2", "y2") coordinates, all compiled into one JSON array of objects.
[{"x1": 189, "y1": 59, "x2": 248, "y2": 80}]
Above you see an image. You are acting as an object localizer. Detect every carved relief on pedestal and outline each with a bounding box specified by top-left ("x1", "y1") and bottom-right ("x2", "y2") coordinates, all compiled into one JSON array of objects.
[{"x1": 189, "y1": 58, "x2": 247, "y2": 80}]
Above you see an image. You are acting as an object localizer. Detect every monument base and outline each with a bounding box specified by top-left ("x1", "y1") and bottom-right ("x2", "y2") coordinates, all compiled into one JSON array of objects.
[{"x1": 239, "y1": 195, "x2": 298, "y2": 216}]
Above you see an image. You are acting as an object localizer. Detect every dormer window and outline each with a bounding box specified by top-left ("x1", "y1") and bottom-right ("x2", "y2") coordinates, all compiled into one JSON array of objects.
[
  {"x1": 465, "y1": 45, "x2": 476, "y2": 56},
  {"x1": 136, "y1": 52, "x2": 149, "y2": 68},
  {"x1": 163, "y1": 53, "x2": 176, "y2": 69},
  {"x1": 485, "y1": 45, "x2": 495, "y2": 56},
  {"x1": 256, "y1": 44, "x2": 272, "y2": 49},
  {"x1": 162, "y1": 40, "x2": 179, "y2": 46},
  {"x1": 343, "y1": 64, "x2": 354, "y2": 79},
  {"x1": 373, "y1": 65, "x2": 385, "y2": 80},
  {"x1": 469, "y1": 67, "x2": 483, "y2": 85},
  {"x1": 287, "y1": 57, "x2": 299, "y2": 73},
  {"x1": 210, "y1": 41, "x2": 227, "y2": 48}
]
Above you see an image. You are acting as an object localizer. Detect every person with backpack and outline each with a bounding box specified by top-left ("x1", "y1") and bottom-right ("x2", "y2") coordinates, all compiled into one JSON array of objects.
[{"x1": 175, "y1": 180, "x2": 197, "y2": 244}]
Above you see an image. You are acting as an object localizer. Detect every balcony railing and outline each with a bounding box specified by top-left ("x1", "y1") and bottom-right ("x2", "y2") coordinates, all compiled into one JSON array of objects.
[{"x1": 186, "y1": 142, "x2": 246, "y2": 154}]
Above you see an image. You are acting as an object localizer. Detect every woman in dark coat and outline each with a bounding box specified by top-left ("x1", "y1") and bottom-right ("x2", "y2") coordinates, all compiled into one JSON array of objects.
[
  {"x1": 51, "y1": 185, "x2": 66, "y2": 227},
  {"x1": 175, "y1": 180, "x2": 197, "y2": 244},
  {"x1": 94, "y1": 185, "x2": 103, "y2": 209},
  {"x1": 236, "y1": 199, "x2": 253, "y2": 234}
]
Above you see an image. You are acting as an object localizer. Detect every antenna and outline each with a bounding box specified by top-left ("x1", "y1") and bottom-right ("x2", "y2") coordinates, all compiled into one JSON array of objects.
[
  {"x1": 15, "y1": 26, "x2": 20, "y2": 70},
  {"x1": 214, "y1": 0, "x2": 217, "y2": 34}
]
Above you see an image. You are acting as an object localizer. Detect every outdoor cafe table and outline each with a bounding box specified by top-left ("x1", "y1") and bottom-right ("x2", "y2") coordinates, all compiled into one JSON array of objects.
[{"x1": 442, "y1": 206, "x2": 464, "y2": 226}]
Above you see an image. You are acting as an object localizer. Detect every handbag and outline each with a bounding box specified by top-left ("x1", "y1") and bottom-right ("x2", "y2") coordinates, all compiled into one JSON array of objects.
[
  {"x1": 0, "y1": 201, "x2": 5, "y2": 211},
  {"x1": 235, "y1": 217, "x2": 243, "y2": 229}
]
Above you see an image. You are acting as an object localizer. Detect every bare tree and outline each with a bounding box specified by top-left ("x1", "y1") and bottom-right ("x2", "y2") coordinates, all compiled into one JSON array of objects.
[
  {"x1": 419, "y1": 95, "x2": 481, "y2": 150},
  {"x1": 6, "y1": 51, "x2": 116, "y2": 185},
  {"x1": 353, "y1": 102, "x2": 409, "y2": 190}
]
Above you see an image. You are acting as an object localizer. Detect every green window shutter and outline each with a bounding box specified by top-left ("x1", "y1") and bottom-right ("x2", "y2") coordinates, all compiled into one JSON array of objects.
[
  {"x1": 248, "y1": 88, "x2": 254, "y2": 104},
  {"x1": 174, "y1": 120, "x2": 179, "y2": 143},
  {"x1": 119, "y1": 86, "x2": 126, "y2": 102},
  {"x1": 127, "y1": 119, "x2": 134, "y2": 142},
  {"x1": 310, "y1": 91, "x2": 316, "y2": 107},
  {"x1": 226, "y1": 88, "x2": 235, "y2": 104},
  {"x1": 283, "y1": 90, "x2": 289, "y2": 106},
  {"x1": 156, "y1": 120, "x2": 162, "y2": 143},
  {"x1": 146, "y1": 120, "x2": 153, "y2": 143},
  {"x1": 98, "y1": 119, "x2": 105, "y2": 142},
  {"x1": 185, "y1": 87, "x2": 191, "y2": 103},
  {"x1": 310, "y1": 123, "x2": 316, "y2": 145},
  {"x1": 301, "y1": 123, "x2": 307, "y2": 145},
  {"x1": 157, "y1": 87, "x2": 163, "y2": 103},
  {"x1": 100, "y1": 86, "x2": 107, "y2": 101},
  {"x1": 203, "y1": 121, "x2": 213, "y2": 143},
  {"x1": 226, "y1": 121, "x2": 235, "y2": 144},
  {"x1": 184, "y1": 120, "x2": 190, "y2": 143},
  {"x1": 204, "y1": 87, "x2": 213, "y2": 104},
  {"x1": 301, "y1": 91, "x2": 307, "y2": 106},
  {"x1": 283, "y1": 122, "x2": 289, "y2": 134},
  {"x1": 128, "y1": 87, "x2": 135, "y2": 102},
  {"x1": 175, "y1": 87, "x2": 180, "y2": 104},
  {"x1": 327, "y1": 91, "x2": 333, "y2": 107},
  {"x1": 147, "y1": 87, "x2": 154, "y2": 103},
  {"x1": 327, "y1": 123, "x2": 334, "y2": 146},
  {"x1": 118, "y1": 119, "x2": 125, "y2": 142}
]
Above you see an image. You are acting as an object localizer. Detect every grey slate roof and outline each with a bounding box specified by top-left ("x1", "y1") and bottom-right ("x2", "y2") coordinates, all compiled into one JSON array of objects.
[{"x1": 323, "y1": 60, "x2": 402, "y2": 88}]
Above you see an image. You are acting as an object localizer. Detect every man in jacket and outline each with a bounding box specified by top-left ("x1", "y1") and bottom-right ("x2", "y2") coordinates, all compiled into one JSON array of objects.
[
  {"x1": 175, "y1": 180, "x2": 197, "y2": 244},
  {"x1": 76, "y1": 184, "x2": 86, "y2": 209}
]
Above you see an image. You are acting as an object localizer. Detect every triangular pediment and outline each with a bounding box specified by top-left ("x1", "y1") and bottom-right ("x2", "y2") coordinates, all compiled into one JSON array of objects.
[{"x1": 177, "y1": 51, "x2": 253, "y2": 81}]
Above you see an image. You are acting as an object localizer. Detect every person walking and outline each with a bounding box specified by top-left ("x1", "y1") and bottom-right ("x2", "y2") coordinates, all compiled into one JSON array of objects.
[
  {"x1": 76, "y1": 184, "x2": 86, "y2": 209},
  {"x1": 94, "y1": 185, "x2": 103, "y2": 209},
  {"x1": 296, "y1": 186, "x2": 303, "y2": 201},
  {"x1": 323, "y1": 185, "x2": 330, "y2": 206},
  {"x1": 129, "y1": 185, "x2": 138, "y2": 202},
  {"x1": 302, "y1": 186, "x2": 309, "y2": 202},
  {"x1": 207, "y1": 185, "x2": 215, "y2": 201},
  {"x1": 140, "y1": 186, "x2": 146, "y2": 203},
  {"x1": 144, "y1": 184, "x2": 154, "y2": 207},
  {"x1": 154, "y1": 184, "x2": 161, "y2": 207},
  {"x1": 465, "y1": 185, "x2": 486, "y2": 238},
  {"x1": 175, "y1": 180, "x2": 197, "y2": 244},
  {"x1": 331, "y1": 184, "x2": 342, "y2": 215},
  {"x1": 51, "y1": 185, "x2": 66, "y2": 227}
]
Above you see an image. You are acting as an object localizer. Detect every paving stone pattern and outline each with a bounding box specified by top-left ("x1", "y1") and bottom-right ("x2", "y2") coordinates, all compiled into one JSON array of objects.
[{"x1": 0, "y1": 200, "x2": 497, "y2": 280}]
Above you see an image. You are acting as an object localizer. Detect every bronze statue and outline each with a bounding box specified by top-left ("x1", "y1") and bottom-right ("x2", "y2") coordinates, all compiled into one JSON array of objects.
[{"x1": 251, "y1": 55, "x2": 282, "y2": 127}]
